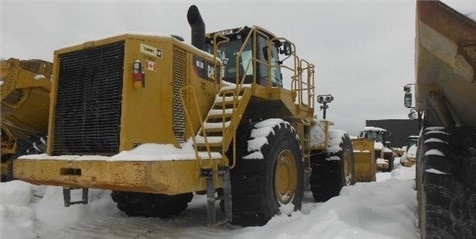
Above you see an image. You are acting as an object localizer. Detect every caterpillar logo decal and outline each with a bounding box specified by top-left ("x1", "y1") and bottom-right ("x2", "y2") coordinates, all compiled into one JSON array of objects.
[{"x1": 192, "y1": 56, "x2": 216, "y2": 82}]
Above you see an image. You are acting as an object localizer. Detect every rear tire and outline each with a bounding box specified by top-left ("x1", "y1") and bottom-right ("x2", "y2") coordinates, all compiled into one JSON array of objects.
[
  {"x1": 384, "y1": 154, "x2": 395, "y2": 172},
  {"x1": 111, "y1": 191, "x2": 193, "y2": 218},
  {"x1": 418, "y1": 126, "x2": 476, "y2": 239},
  {"x1": 230, "y1": 119, "x2": 303, "y2": 226},
  {"x1": 310, "y1": 132, "x2": 355, "y2": 202}
]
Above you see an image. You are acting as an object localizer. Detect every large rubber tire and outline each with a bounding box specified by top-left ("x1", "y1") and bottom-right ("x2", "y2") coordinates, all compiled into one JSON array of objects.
[
  {"x1": 310, "y1": 132, "x2": 355, "y2": 202},
  {"x1": 1, "y1": 134, "x2": 47, "y2": 182},
  {"x1": 229, "y1": 120, "x2": 304, "y2": 226},
  {"x1": 384, "y1": 153, "x2": 395, "y2": 172},
  {"x1": 418, "y1": 126, "x2": 476, "y2": 239},
  {"x1": 111, "y1": 191, "x2": 193, "y2": 218}
]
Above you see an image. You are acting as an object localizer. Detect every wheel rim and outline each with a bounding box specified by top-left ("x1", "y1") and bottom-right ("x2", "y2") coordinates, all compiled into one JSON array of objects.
[
  {"x1": 343, "y1": 148, "x2": 353, "y2": 185},
  {"x1": 274, "y1": 150, "x2": 297, "y2": 205}
]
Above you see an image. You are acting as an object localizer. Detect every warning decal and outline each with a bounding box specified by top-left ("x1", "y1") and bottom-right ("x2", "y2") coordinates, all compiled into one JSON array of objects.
[{"x1": 146, "y1": 61, "x2": 157, "y2": 71}]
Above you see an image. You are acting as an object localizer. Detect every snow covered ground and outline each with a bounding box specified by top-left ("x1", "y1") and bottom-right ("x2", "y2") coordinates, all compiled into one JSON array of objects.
[{"x1": 0, "y1": 164, "x2": 417, "y2": 239}]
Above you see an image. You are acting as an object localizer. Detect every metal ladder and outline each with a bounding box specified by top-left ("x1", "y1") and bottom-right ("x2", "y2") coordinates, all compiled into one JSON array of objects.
[
  {"x1": 194, "y1": 86, "x2": 250, "y2": 227},
  {"x1": 201, "y1": 166, "x2": 232, "y2": 227},
  {"x1": 63, "y1": 187, "x2": 89, "y2": 207}
]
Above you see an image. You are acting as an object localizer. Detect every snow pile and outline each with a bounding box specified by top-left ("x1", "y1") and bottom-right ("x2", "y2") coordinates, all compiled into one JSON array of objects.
[
  {"x1": 327, "y1": 130, "x2": 345, "y2": 153},
  {"x1": 0, "y1": 181, "x2": 38, "y2": 239},
  {"x1": 310, "y1": 120, "x2": 326, "y2": 147},
  {"x1": 0, "y1": 165, "x2": 417, "y2": 238},
  {"x1": 363, "y1": 126, "x2": 386, "y2": 132},
  {"x1": 236, "y1": 166, "x2": 417, "y2": 239},
  {"x1": 20, "y1": 140, "x2": 222, "y2": 161},
  {"x1": 34, "y1": 74, "x2": 46, "y2": 80},
  {"x1": 374, "y1": 141, "x2": 384, "y2": 150},
  {"x1": 244, "y1": 118, "x2": 292, "y2": 159},
  {"x1": 400, "y1": 144, "x2": 417, "y2": 164}
]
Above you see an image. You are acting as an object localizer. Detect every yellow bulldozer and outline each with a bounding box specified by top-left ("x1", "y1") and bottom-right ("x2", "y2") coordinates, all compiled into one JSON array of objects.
[
  {"x1": 1, "y1": 58, "x2": 52, "y2": 181},
  {"x1": 13, "y1": 5, "x2": 359, "y2": 226}
]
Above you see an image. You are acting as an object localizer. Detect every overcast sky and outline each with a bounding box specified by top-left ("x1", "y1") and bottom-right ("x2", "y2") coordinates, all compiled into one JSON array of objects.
[{"x1": 1, "y1": 0, "x2": 475, "y2": 136}]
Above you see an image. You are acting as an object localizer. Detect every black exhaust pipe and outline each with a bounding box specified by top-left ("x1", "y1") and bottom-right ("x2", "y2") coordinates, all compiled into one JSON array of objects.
[{"x1": 187, "y1": 5, "x2": 205, "y2": 51}]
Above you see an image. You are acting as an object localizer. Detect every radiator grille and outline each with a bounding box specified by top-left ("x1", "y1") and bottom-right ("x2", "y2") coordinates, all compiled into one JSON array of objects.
[
  {"x1": 52, "y1": 41, "x2": 125, "y2": 155},
  {"x1": 173, "y1": 47, "x2": 186, "y2": 143}
]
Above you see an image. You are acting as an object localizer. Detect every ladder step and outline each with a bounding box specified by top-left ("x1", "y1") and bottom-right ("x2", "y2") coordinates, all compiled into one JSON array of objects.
[
  {"x1": 214, "y1": 96, "x2": 242, "y2": 104},
  {"x1": 201, "y1": 167, "x2": 232, "y2": 227},
  {"x1": 207, "y1": 114, "x2": 233, "y2": 121},
  {"x1": 196, "y1": 136, "x2": 223, "y2": 144},
  {"x1": 196, "y1": 151, "x2": 223, "y2": 160},
  {"x1": 207, "y1": 109, "x2": 234, "y2": 116},
  {"x1": 63, "y1": 188, "x2": 88, "y2": 207},
  {"x1": 203, "y1": 121, "x2": 231, "y2": 129}
]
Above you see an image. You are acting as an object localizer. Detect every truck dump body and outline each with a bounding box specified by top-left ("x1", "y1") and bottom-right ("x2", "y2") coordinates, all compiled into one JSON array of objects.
[
  {"x1": 1, "y1": 59, "x2": 52, "y2": 143},
  {"x1": 414, "y1": 2, "x2": 476, "y2": 238},
  {"x1": 416, "y1": 1, "x2": 476, "y2": 126}
]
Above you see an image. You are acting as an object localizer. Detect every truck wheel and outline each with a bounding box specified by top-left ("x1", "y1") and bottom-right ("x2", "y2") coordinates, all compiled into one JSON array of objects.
[
  {"x1": 111, "y1": 191, "x2": 193, "y2": 218},
  {"x1": 230, "y1": 119, "x2": 303, "y2": 226},
  {"x1": 419, "y1": 126, "x2": 476, "y2": 238},
  {"x1": 310, "y1": 132, "x2": 355, "y2": 202},
  {"x1": 1, "y1": 134, "x2": 47, "y2": 182}
]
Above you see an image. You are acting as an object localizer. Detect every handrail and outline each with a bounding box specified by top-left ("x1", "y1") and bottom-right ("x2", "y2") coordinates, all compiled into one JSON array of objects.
[
  {"x1": 212, "y1": 33, "x2": 230, "y2": 90},
  {"x1": 200, "y1": 27, "x2": 316, "y2": 170},
  {"x1": 180, "y1": 85, "x2": 214, "y2": 169}
]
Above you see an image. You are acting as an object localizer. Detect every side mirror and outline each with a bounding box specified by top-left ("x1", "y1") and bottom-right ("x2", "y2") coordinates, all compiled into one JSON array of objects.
[
  {"x1": 280, "y1": 41, "x2": 292, "y2": 56},
  {"x1": 404, "y1": 92, "x2": 412, "y2": 108},
  {"x1": 403, "y1": 84, "x2": 413, "y2": 108}
]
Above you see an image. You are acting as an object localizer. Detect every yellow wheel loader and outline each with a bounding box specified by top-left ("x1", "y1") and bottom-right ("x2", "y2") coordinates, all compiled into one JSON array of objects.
[
  {"x1": 1, "y1": 58, "x2": 52, "y2": 181},
  {"x1": 359, "y1": 127, "x2": 395, "y2": 172},
  {"x1": 405, "y1": 1, "x2": 476, "y2": 238},
  {"x1": 14, "y1": 5, "x2": 357, "y2": 226}
]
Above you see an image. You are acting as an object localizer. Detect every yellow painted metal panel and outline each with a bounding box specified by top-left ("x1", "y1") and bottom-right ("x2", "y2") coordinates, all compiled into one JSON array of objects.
[
  {"x1": 13, "y1": 158, "x2": 215, "y2": 194},
  {"x1": 351, "y1": 138, "x2": 376, "y2": 182}
]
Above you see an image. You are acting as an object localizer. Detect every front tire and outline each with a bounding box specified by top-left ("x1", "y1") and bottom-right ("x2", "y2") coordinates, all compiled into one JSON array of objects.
[{"x1": 230, "y1": 119, "x2": 304, "y2": 226}]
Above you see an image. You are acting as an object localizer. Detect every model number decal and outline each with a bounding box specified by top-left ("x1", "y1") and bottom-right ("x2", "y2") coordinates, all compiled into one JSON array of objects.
[{"x1": 140, "y1": 43, "x2": 162, "y2": 58}]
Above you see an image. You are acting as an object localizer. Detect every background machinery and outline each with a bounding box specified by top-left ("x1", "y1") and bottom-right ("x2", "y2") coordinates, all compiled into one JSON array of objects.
[
  {"x1": 13, "y1": 5, "x2": 356, "y2": 226},
  {"x1": 359, "y1": 126, "x2": 395, "y2": 171},
  {"x1": 1, "y1": 58, "x2": 52, "y2": 181},
  {"x1": 405, "y1": 1, "x2": 476, "y2": 238}
]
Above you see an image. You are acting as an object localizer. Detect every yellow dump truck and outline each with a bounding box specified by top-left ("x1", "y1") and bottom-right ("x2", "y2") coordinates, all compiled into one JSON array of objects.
[
  {"x1": 1, "y1": 58, "x2": 52, "y2": 181},
  {"x1": 13, "y1": 5, "x2": 357, "y2": 226},
  {"x1": 404, "y1": 1, "x2": 476, "y2": 238}
]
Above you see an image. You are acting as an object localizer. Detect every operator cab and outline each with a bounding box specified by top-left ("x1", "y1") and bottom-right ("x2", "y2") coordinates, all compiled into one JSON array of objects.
[
  {"x1": 361, "y1": 130, "x2": 385, "y2": 143},
  {"x1": 360, "y1": 127, "x2": 391, "y2": 147},
  {"x1": 205, "y1": 26, "x2": 291, "y2": 87}
]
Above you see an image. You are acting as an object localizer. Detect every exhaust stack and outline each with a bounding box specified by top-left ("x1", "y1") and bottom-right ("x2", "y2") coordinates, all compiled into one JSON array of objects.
[{"x1": 187, "y1": 5, "x2": 206, "y2": 51}]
